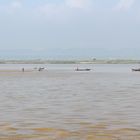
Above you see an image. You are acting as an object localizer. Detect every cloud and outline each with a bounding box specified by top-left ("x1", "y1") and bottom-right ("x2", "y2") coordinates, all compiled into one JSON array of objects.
[
  {"x1": 38, "y1": 3, "x2": 65, "y2": 17},
  {"x1": 0, "y1": 1, "x2": 22, "y2": 13},
  {"x1": 114, "y1": 0, "x2": 135, "y2": 11},
  {"x1": 11, "y1": 1, "x2": 22, "y2": 9},
  {"x1": 65, "y1": 0, "x2": 91, "y2": 9},
  {"x1": 38, "y1": 0, "x2": 92, "y2": 18}
]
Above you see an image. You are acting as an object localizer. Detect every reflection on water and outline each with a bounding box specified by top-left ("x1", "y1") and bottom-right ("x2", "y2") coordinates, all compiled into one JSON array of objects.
[{"x1": 0, "y1": 64, "x2": 140, "y2": 139}]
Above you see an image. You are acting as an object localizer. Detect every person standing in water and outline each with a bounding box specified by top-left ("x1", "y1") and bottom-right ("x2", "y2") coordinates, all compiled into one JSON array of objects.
[{"x1": 22, "y1": 68, "x2": 24, "y2": 72}]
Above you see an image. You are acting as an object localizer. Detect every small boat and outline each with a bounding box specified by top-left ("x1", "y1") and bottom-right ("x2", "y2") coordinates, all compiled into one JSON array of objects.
[
  {"x1": 132, "y1": 68, "x2": 140, "y2": 71},
  {"x1": 75, "y1": 68, "x2": 91, "y2": 71},
  {"x1": 38, "y1": 67, "x2": 45, "y2": 71}
]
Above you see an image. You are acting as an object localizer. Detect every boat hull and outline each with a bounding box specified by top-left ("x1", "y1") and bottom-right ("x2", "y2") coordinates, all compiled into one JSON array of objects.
[
  {"x1": 75, "y1": 68, "x2": 91, "y2": 71},
  {"x1": 132, "y1": 68, "x2": 140, "y2": 71}
]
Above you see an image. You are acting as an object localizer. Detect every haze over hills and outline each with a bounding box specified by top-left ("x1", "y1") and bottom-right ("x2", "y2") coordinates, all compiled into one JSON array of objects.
[{"x1": 0, "y1": 0, "x2": 140, "y2": 59}]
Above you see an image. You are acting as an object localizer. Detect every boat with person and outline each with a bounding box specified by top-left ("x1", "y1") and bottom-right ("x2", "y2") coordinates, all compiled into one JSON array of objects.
[{"x1": 132, "y1": 68, "x2": 140, "y2": 72}]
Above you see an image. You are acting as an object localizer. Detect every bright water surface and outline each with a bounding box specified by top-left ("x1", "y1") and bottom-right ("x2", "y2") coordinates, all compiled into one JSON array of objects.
[{"x1": 0, "y1": 64, "x2": 140, "y2": 140}]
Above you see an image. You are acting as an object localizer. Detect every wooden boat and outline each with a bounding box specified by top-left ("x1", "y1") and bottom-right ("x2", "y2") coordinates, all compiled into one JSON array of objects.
[
  {"x1": 132, "y1": 68, "x2": 140, "y2": 71},
  {"x1": 75, "y1": 68, "x2": 91, "y2": 71}
]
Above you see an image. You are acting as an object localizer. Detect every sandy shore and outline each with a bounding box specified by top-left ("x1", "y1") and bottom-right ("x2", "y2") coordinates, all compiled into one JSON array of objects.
[{"x1": 0, "y1": 123, "x2": 140, "y2": 140}]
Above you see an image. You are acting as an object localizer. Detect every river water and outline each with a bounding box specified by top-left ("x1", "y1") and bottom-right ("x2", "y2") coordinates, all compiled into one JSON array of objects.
[{"x1": 0, "y1": 64, "x2": 140, "y2": 140}]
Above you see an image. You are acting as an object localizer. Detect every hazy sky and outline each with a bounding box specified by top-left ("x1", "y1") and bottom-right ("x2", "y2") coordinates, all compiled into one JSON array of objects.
[{"x1": 0, "y1": 0, "x2": 140, "y2": 59}]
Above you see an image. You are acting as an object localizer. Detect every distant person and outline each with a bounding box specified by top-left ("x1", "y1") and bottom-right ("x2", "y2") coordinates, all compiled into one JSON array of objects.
[{"x1": 22, "y1": 68, "x2": 24, "y2": 72}]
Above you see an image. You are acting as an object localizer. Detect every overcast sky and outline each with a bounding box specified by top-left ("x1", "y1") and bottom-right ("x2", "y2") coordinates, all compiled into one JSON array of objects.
[{"x1": 0, "y1": 0, "x2": 139, "y2": 59}]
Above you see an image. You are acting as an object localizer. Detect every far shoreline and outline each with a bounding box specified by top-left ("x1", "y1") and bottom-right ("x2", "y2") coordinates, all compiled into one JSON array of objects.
[{"x1": 0, "y1": 59, "x2": 140, "y2": 64}]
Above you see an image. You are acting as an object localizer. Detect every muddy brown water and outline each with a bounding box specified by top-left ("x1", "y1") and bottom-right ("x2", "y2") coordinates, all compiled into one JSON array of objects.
[{"x1": 0, "y1": 64, "x2": 140, "y2": 139}]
